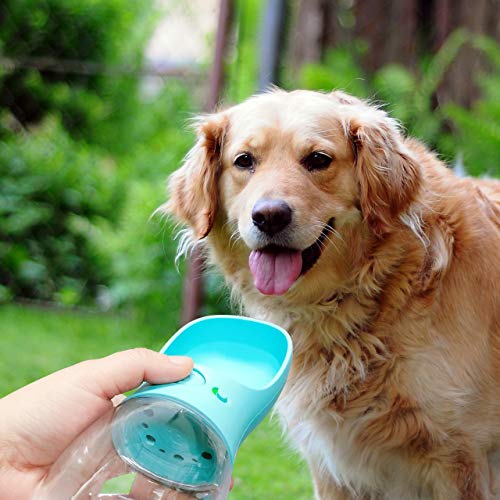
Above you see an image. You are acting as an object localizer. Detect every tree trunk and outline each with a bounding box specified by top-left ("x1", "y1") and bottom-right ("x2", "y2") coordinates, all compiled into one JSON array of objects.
[
  {"x1": 434, "y1": 0, "x2": 497, "y2": 107},
  {"x1": 290, "y1": 0, "x2": 341, "y2": 76},
  {"x1": 354, "y1": 0, "x2": 419, "y2": 71}
]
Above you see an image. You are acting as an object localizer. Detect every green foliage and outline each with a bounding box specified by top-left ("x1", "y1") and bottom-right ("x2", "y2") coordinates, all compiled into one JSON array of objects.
[
  {"x1": 300, "y1": 42, "x2": 369, "y2": 97},
  {"x1": 98, "y1": 179, "x2": 230, "y2": 323},
  {"x1": 0, "y1": 0, "x2": 202, "y2": 315},
  {"x1": 96, "y1": 181, "x2": 183, "y2": 321},
  {"x1": 0, "y1": 118, "x2": 123, "y2": 304},
  {"x1": 372, "y1": 29, "x2": 469, "y2": 145},
  {"x1": 226, "y1": 0, "x2": 264, "y2": 102},
  {"x1": 441, "y1": 36, "x2": 500, "y2": 177},
  {"x1": 92, "y1": 81, "x2": 194, "y2": 169},
  {"x1": 90, "y1": 81, "x2": 208, "y2": 320},
  {"x1": 0, "y1": 0, "x2": 156, "y2": 140}
]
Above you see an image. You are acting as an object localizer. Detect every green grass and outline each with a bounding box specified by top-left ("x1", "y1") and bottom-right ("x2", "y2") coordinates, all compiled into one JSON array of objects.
[
  {"x1": 0, "y1": 303, "x2": 170, "y2": 395},
  {"x1": 232, "y1": 416, "x2": 313, "y2": 499},
  {"x1": 0, "y1": 304, "x2": 312, "y2": 499}
]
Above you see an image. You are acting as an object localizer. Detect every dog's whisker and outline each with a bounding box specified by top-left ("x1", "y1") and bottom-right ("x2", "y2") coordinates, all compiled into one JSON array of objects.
[
  {"x1": 330, "y1": 228, "x2": 345, "y2": 245},
  {"x1": 229, "y1": 231, "x2": 242, "y2": 250},
  {"x1": 321, "y1": 235, "x2": 340, "y2": 253}
]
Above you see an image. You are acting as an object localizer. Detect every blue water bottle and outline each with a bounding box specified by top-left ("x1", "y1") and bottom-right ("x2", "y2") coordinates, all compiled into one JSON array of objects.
[{"x1": 111, "y1": 315, "x2": 293, "y2": 498}]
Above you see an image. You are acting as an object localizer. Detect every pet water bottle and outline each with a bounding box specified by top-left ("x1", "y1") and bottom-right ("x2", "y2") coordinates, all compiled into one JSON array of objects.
[{"x1": 35, "y1": 316, "x2": 292, "y2": 499}]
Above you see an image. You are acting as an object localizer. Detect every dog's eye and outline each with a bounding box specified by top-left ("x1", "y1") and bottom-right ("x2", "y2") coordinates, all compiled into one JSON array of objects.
[
  {"x1": 302, "y1": 151, "x2": 333, "y2": 171},
  {"x1": 234, "y1": 152, "x2": 255, "y2": 170}
]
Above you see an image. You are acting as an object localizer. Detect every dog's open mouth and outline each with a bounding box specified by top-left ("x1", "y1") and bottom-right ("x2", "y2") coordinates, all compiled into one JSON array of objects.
[{"x1": 248, "y1": 218, "x2": 334, "y2": 295}]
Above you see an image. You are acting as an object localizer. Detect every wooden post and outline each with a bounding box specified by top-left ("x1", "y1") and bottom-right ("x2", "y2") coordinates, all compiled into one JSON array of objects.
[
  {"x1": 259, "y1": 0, "x2": 287, "y2": 91},
  {"x1": 180, "y1": 0, "x2": 233, "y2": 325}
]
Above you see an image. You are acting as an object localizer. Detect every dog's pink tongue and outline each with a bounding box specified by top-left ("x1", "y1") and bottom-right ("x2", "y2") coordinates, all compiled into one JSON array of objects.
[{"x1": 249, "y1": 249, "x2": 302, "y2": 295}]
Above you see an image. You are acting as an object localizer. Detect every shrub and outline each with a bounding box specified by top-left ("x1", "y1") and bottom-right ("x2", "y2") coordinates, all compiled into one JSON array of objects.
[
  {"x1": 299, "y1": 42, "x2": 369, "y2": 98},
  {"x1": 0, "y1": 118, "x2": 123, "y2": 304},
  {"x1": 96, "y1": 180, "x2": 183, "y2": 319},
  {"x1": 0, "y1": 0, "x2": 156, "y2": 142},
  {"x1": 371, "y1": 29, "x2": 469, "y2": 147},
  {"x1": 0, "y1": 1, "x2": 200, "y2": 314},
  {"x1": 441, "y1": 36, "x2": 500, "y2": 177}
]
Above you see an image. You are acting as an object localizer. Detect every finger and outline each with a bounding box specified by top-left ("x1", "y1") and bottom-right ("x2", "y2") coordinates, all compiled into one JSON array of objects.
[{"x1": 75, "y1": 348, "x2": 193, "y2": 400}]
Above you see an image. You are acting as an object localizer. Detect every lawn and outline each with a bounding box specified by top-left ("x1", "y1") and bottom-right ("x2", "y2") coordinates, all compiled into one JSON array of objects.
[{"x1": 0, "y1": 304, "x2": 312, "y2": 499}]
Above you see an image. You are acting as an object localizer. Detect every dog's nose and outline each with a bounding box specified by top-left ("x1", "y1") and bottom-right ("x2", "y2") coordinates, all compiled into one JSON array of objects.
[{"x1": 252, "y1": 199, "x2": 292, "y2": 236}]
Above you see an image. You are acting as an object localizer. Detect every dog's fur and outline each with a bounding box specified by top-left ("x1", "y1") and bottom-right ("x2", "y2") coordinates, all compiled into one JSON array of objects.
[{"x1": 162, "y1": 89, "x2": 500, "y2": 499}]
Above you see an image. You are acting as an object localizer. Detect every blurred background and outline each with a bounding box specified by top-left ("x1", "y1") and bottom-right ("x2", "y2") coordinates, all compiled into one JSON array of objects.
[{"x1": 0, "y1": 0, "x2": 498, "y2": 497}]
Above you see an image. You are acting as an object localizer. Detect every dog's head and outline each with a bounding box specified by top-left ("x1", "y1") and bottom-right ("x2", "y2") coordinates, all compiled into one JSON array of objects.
[{"x1": 164, "y1": 89, "x2": 421, "y2": 297}]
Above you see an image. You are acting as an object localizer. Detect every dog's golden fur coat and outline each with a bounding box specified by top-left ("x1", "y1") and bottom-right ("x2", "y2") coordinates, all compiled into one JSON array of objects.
[{"x1": 162, "y1": 89, "x2": 500, "y2": 499}]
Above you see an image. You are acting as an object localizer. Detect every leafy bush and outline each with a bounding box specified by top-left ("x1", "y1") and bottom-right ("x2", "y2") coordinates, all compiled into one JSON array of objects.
[
  {"x1": 0, "y1": 118, "x2": 123, "y2": 304},
  {"x1": 0, "y1": 0, "x2": 203, "y2": 316},
  {"x1": 0, "y1": 0, "x2": 156, "y2": 142},
  {"x1": 93, "y1": 81, "x2": 194, "y2": 174},
  {"x1": 300, "y1": 43, "x2": 369, "y2": 98},
  {"x1": 441, "y1": 36, "x2": 500, "y2": 177},
  {"x1": 96, "y1": 180, "x2": 183, "y2": 319},
  {"x1": 371, "y1": 30, "x2": 469, "y2": 147}
]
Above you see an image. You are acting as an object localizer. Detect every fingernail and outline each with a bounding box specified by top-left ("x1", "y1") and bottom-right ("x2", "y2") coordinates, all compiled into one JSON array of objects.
[{"x1": 169, "y1": 355, "x2": 193, "y2": 366}]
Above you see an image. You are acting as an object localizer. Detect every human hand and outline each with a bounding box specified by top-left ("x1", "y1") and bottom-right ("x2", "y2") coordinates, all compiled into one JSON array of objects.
[{"x1": 0, "y1": 348, "x2": 193, "y2": 499}]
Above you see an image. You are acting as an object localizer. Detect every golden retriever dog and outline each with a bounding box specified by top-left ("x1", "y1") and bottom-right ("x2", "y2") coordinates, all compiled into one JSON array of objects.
[{"x1": 161, "y1": 89, "x2": 500, "y2": 499}]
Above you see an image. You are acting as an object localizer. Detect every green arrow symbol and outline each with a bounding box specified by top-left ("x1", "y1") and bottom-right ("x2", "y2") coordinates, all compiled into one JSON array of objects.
[{"x1": 212, "y1": 387, "x2": 228, "y2": 403}]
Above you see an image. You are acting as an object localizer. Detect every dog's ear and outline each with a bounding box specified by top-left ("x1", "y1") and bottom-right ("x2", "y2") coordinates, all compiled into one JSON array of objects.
[
  {"x1": 349, "y1": 116, "x2": 421, "y2": 237},
  {"x1": 163, "y1": 114, "x2": 227, "y2": 240}
]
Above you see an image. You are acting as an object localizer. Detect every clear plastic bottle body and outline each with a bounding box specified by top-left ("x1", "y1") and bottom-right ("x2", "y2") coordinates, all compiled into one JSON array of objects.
[{"x1": 35, "y1": 398, "x2": 232, "y2": 500}]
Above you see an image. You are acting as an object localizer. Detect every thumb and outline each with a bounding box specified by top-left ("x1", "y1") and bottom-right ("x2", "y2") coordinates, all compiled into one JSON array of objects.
[{"x1": 75, "y1": 348, "x2": 193, "y2": 400}]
